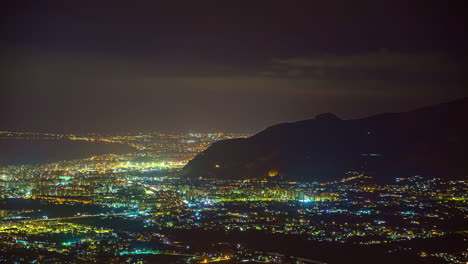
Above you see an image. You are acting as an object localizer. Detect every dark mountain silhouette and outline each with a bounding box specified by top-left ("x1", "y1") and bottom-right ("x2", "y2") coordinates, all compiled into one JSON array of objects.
[{"x1": 183, "y1": 98, "x2": 468, "y2": 182}]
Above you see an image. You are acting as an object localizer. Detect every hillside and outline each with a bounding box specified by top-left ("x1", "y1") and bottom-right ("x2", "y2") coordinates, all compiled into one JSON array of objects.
[{"x1": 183, "y1": 98, "x2": 468, "y2": 182}]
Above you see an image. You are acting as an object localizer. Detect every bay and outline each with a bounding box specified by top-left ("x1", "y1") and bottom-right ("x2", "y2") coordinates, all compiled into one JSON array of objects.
[{"x1": 0, "y1": 138, "x2": 133, "y2": 166}]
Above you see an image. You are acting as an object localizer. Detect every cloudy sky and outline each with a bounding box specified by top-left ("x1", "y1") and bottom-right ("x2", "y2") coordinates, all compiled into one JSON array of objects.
[{"x1": 1, "y1": 1, "x2": 467, "y2": 133}]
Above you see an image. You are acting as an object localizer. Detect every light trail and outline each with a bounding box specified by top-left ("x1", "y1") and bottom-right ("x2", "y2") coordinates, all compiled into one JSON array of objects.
[{"x1": 17, "y1": 212, "x2": 133, "y2": 223}]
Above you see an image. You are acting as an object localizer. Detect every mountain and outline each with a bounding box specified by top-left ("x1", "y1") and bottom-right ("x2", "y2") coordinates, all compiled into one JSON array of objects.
[{"x1": 182, "y1": 98, "x2": 468, "y2": 182}]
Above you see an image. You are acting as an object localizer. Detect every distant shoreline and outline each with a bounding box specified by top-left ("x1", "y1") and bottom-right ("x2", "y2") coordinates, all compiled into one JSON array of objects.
[{"x1": 0, "y1": 138, "x2": 134, "y2": 166}]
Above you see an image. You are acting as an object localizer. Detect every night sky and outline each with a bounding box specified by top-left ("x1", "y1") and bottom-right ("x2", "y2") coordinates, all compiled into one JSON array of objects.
[{"x1": 1, "y1": 1, "x2": 467, "y2": 133}]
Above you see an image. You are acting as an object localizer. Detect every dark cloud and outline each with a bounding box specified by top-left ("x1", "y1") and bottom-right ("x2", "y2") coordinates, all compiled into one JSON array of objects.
[
  {"x1": 273, "y1": 51, "x2": 460, "y2": 72},
  {"x1": 1, "y1": 1, "x2": 467, "y2": 132}
]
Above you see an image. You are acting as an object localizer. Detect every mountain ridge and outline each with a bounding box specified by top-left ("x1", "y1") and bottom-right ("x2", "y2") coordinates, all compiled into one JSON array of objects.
[{"x1": 183, "y1": 97, "x2": 468, "y2": 182}]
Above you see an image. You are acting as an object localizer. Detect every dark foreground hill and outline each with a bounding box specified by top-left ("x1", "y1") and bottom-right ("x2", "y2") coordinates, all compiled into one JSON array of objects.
[{"x1": 183, "y1": 98, "x2": 468, "y2": 182}]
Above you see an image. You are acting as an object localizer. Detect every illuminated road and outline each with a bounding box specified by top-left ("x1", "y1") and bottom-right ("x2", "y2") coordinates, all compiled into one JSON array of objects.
[
  {"x1": 18, "y1": 212, "x2": 133, "y2": 223},
  {"x1": 250, "y1": 253, "x2": 328, "y2": 264}
]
